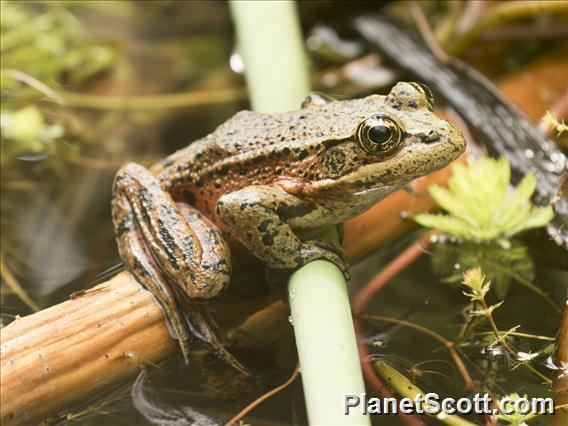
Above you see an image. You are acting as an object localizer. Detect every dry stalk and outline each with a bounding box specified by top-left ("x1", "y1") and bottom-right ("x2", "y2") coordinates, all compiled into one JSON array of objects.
[{"x1": 0, "y1": 272, "x2": 176, "y2": 424}]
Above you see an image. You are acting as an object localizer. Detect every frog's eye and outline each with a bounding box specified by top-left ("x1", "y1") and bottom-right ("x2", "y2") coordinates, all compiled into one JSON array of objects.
[
  {"x1": 356, "y1": 115, "x2": 402, "y2": 156},
  {"x1": 409, "y1": 82, "x2": 434, "y2": 110}
]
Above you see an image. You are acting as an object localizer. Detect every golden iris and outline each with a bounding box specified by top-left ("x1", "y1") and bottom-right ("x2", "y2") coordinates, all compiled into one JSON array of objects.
[{"x1": 356, "y1": 115, "x2": 402, "y2": 156}]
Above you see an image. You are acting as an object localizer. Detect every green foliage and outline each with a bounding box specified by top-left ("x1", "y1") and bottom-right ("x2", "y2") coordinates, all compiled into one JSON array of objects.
[
  {"x1": 461, "y1": 267, "x2": 491, "y2": 301},
  {"x1": 417, "y1": 157, "x2": 556, "y2": 304},
  {"x1": 1, "y1": 105, "x2": 64, "y2": 155},
  {"x1": 415, "y1": 157, "x2": 554, "y2": 243},
  {"x1": 1, "y1": 2, "x2": 114, "y2": 91},
  {"x1": 0, "y1": 2, "x2": 115, "y2": 157},
  {"x1": 461, "y1": 268, "x2": 505, "y2": 318}
]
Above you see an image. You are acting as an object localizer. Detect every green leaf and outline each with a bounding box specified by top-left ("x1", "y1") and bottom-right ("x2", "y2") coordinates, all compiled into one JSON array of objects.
[
  {"x1": 415, "y1": 156, "x2": 554, "y2": 242},
  {"x1": 415, "y1": 213, "x2": 473, "y2": 240},
  {"x1": 505, "y1": 205, "x2": 554, "y2": 237},
  {"x1": 486, "y1": 300, "x2": 504, "y2": 314}
]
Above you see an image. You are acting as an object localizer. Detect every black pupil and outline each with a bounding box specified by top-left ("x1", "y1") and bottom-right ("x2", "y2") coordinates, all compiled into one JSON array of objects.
[{"x1": 368, "y1": 124, "x2": 391, "y2": 145}]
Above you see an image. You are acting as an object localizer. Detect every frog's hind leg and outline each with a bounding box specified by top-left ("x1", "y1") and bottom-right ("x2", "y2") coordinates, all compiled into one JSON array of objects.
[
  {"x1": 174, "y1": 202, "x2": 249, "y2": 374},
  {"x1": 112, "y1": 163, "x2": 245, "y2": 373},
  {"x1": 112, "y1": 201, "x2": 192, "y2": 361}
]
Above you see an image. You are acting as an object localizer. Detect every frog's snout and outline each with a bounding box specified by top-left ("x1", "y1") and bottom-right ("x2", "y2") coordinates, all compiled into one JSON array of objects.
[{"x1": 418, "y1": 129, "x2": 440, "y2": 144}]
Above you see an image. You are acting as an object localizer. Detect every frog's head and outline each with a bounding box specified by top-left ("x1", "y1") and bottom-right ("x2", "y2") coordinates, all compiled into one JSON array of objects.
[{"x1": 310, "y1": 82, "x2": 465, "y2": 204}]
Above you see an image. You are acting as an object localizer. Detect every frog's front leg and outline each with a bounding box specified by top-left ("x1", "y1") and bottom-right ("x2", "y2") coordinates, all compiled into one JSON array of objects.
[
  {"x1": 112, "y1": 163, "x2": 245, "y2": 372},
  {"x1": 216, "y1": 184, "x2": 350, "y2": 278}
]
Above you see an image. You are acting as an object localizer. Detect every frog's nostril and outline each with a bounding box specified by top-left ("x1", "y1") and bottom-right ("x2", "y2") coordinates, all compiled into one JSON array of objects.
[{"x1": 420, "y1": 130, "x2": 439, "y2": 144}]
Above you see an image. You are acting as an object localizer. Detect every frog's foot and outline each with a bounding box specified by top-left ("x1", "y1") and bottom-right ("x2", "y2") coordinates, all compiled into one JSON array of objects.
[
  {"x1": 266, "y1": 238, "x2": 350, "y2": 284},
  {"x1": 217, "y1": 184, "x2": 351, "y2": 282},
  {"x1": 301, "y1": 238, "x2": 351, "y2": 279},
  {"x1": 265, "y1": 238, "x2": 350, "y2": 293},
  {"x1": 112, "y1": 205, "x2": 192, "y2": 361},
  {"x1": 179, "y1": 300, "x2": 249, "y2": 375},
  {"x1": 112, "y1": 163, "x2": 246, "y2": 373}
]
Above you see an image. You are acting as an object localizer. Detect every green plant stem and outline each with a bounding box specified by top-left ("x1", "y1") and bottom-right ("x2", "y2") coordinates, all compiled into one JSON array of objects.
[
  {"x1": 1, "y1": 69, "x2": 65, "y2": 104},
  {"x1": 229, "y1": 0, "x2": 309, "y2": 113},
  {"x1": 472, "y1": 331, "x2": 554, "y2": 341},
  {"x1": 229, "y1": 1, "x2": 368, "y2": 424},
  {"x1": 1, "y1": 67, "x2": 248, "y2": 110},
  {"x1": 507, "y1": 271, "x2": 561, "y2": 314},
  {"x1": 60, "y1": 87, "x2": 248, "y2": 110},
  {"x1": 289, "y1": 250, "x2": 368, "y2": 425},
  {"x1": 480, "y1": 299, "x2": 516, "y2": 354}
]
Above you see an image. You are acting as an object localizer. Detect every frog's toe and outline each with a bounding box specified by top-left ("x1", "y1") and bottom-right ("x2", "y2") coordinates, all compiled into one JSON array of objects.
[
  {"x1": 265, "y1": 240, "x2": 351, "y2": 289},
  {"x1": 299, "y1": 240, "x2": 351, "y2": 280},
  {"x1": 307, "y1": 238, "x2": 345, "y2": 258},
  {"x1": 336, "y1": 223, "x2": 345, "y2": 245},
  {"x1": 183, "y1": 303, "x2": 250, "y2": 376}
]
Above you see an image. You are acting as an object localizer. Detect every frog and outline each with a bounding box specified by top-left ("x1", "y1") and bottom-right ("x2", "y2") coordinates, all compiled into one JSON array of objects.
[{"x1": 111, "y1": 82, "x2": 465, "y2": 373}]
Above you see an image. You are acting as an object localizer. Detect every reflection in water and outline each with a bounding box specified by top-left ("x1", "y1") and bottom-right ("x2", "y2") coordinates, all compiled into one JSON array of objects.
[{"x1": 132, "y1": 369, "x2": 221, "y2": 426}]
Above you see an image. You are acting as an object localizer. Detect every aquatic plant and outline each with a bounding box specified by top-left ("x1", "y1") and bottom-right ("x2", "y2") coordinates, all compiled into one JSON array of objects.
[
  {"x1": 415, "y1": 156, "x2": 554, "y2": 244},
  {"x1": 415, "y1": 157, "x2": 557, "y2": 303}
]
